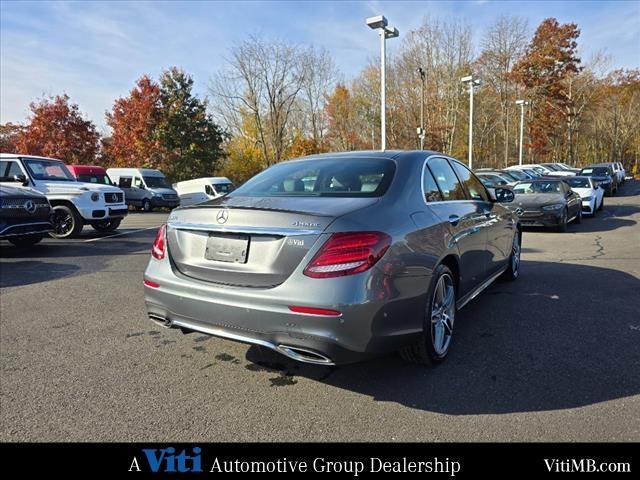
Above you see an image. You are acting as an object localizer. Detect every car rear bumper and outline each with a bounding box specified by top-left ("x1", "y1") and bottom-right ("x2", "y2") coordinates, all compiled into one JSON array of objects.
[{"x1": 143, "y1": 257, "x2": 425, "y2": 365}]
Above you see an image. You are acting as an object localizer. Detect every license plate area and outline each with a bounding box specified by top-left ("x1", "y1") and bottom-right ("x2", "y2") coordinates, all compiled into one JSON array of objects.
[{"x1": 204, "y1": 233, "x2": 250, "y2": 263}]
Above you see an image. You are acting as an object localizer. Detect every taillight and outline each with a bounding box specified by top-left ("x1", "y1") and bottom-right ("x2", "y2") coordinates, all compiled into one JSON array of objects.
[
  {"x1": 151, "y1": 224, "x2": 166, "y2": 260},
  {"x1": 288, "y1": 306, "x2": 342, "y2": 317},
  {"x1": 303, "y1": 231, "x2": 391, "y2": 278}
]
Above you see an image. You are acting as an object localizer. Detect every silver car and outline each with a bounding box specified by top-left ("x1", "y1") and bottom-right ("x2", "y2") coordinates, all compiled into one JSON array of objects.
[{"x1": 144, "y1": 151, "x2": 521, "y2": 366}]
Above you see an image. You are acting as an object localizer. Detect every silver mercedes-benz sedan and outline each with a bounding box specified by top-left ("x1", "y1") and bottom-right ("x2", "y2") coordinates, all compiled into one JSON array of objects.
[{"x1": 143, "y1": 151, "x2": 521, "y2": 366}]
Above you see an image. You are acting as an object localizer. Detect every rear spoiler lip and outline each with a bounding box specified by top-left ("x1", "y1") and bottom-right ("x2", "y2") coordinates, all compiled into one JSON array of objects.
[{"x1": 166, "y1": 222, "x2": 323, "y2": 237}]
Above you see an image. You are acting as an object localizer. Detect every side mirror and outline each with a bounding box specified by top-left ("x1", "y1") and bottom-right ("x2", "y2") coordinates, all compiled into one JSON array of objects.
[
  {"x1": 491, "y1": 187, "x2": 515, "y2": 203},
  {"x1": 13, "y1": 174, "x2": 29, "y2": 186}
]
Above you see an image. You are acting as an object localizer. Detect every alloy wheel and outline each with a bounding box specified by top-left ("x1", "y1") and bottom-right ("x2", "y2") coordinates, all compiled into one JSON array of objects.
[
  {"x1": 430, "y1": 273, "x2": 455, "y2": 356},
  {"x1": 511, "y1": 234, "x2": 521, "y2": 277},
  {"x1": 53, "y1": 209, "x2": 74, "y2": 236}
]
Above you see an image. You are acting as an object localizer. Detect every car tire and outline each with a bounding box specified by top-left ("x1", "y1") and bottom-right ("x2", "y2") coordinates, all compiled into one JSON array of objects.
[
  {"x1": 8, "y1": 235, "x2": 44, "y2": 247},
  {"x1": 501, "y1": 232, "x2": 521, "y2": 281},
  {"x1": 142, "y1": 199, "x2": 152, "y2": 212},
  {"x1": 91, "y1": 219, "x2": 122, "y2": 233},
  {"x1": 598, "y1": 198, "x2": 604, "y2": 211},
  {"x1": 399, "y1": 264, "x2": 456, "y2": 366},
  {"x1": 574, "y1": 208, "x2": 582, "y2": 224},
  {"x1": 556, "y1": 208, "x2": 568, "y2": 232},
  {"x1": 50, "y1": 205, "x2": 83, "y2": 239}
]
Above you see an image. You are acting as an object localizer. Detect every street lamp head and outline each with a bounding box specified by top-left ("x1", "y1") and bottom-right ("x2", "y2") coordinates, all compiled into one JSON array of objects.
[
  {"x1": 515, "y1": 99, "x2": 529, "y2": 106},
  {"x1": 366, "y1": 15, "x2": 388, "y2": 29},
  {"x1": 460, "y1": 75, "x2": 473, "y2": 83},
  {"x1": 384, "y1": 26, "x2": 399, "y2": 38}
]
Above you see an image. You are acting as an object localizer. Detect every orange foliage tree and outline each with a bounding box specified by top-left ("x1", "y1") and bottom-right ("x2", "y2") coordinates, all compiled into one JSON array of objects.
[{"x1": 15, "y1": 94, "x2": 100, "y2": 163}]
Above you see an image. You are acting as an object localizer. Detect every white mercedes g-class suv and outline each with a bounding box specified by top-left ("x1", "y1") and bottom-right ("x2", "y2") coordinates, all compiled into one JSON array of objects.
[{"x1": 0, "y1": 154, "x2": 128, "y2": 238}]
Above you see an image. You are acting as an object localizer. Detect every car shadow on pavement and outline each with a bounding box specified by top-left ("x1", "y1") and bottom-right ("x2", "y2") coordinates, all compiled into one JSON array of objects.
[
  {"x1": 0, "y1": 260, "x2": 81, "y2": 288},
  {"x1": 245, "y1": 260, "x2": 640, "y2": 415}
]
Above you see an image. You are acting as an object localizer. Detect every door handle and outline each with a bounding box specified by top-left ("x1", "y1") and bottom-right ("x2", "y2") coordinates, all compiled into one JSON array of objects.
[{"x1": 448, "y1": 214, "x2": 460, "y2": 226}]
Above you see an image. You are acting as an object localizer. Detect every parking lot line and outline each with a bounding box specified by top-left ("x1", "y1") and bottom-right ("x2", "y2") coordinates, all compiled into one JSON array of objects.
[{"x1": 83, "y1": 226, "x2": 158, "y2": 242}]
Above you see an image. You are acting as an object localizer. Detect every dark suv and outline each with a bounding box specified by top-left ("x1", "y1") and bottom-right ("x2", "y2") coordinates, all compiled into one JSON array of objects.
[{"x1": 0, "y1": 184, "x2": 53, "y2": 247}]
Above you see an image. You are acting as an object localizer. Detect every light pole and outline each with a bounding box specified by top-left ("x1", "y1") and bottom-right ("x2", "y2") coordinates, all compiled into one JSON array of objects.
[
  {"x1": 461, "y1": 75, "x2": 481, "y2": 169},
  {"x1": 417, "y1": 67, "x2": 426, "y2": 149},
  {"x1": 366, "y1": 15, "x2": 399, "y2": 151},
  {"x1": 516, "y1": 99, "x2": 529, "y2": 166}
]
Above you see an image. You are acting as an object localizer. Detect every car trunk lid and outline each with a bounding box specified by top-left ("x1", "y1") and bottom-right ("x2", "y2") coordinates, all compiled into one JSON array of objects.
[{"x1": 166, "y1": 196, "x2": 378, "y2": 287}]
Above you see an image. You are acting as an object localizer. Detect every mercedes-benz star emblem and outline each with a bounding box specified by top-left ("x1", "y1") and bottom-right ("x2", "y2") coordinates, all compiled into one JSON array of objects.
[
  {"x1": 24, "y1": 200, "x2": 37, "y2": 214},
  {"x1": 216, "y1": 209, "x2": 229, "y2": 224},
  {"x1": 514, "y1": 208, "x2": 524, "y2": 216}
]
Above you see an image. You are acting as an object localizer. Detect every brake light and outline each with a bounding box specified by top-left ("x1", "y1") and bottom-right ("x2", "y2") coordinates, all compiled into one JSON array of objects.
[
  {"x1": 151, "y1": 224, "x2": 166, "y2": 260},
  {"x1": 303, "y1": 231, "x2": 391, "y2": 278}
]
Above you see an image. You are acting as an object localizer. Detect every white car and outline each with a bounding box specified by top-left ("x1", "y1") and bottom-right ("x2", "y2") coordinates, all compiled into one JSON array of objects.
[
  {"x1": 0, "y1": 154, "x2": 128, "y2": 238},
  {"x1": 506, "y1": 164, "x2": 553, "y2": 176},
  {"x1": 173, "y1": 177, "x2": 235, "y2": 206},
  {"x1": 563, "y1": 176, "x2": 604, "y2": 215}
]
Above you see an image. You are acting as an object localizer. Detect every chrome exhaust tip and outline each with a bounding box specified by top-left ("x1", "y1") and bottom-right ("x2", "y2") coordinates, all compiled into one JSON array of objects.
[
  {"x1": 276, "y1": 345, "x2": 334, "y2": 365},
  {"x1": 148, "y1": 313, "x2": 171, "y2": 328}
]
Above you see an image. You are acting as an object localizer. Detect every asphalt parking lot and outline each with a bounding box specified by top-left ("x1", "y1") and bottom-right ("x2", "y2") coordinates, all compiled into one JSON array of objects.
[{"x1": 1, "y1": 181, "x2": 639, "y2": 442}]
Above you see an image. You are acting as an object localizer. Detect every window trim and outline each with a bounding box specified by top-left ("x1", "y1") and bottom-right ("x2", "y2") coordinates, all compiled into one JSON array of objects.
[
  {"x1": 0, "y1": 159, "x2": 30, "y2": 184},
  {"x1": 421, "y1": 154, "x2": 491, "y2": 205}
]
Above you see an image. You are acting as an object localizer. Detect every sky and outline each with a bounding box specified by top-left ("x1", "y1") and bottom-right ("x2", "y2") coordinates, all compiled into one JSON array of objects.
[{"x1": 1, "y1": 0, "x2": 639, "y2": 131}]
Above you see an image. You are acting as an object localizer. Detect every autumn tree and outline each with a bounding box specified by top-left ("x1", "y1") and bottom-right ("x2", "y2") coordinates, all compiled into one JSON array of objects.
[
  {"x1": 155, "y1": 67, "x2": 225, "y2": 181},
  {"x1": 0, "y1": 123, "x2": 23, "y2": 153},
  {"x1": 104, "y1": 75, "x2": 163, "y2": 168},
  {"x1": 211, "y1": 37, "x2": 307, "y2": 165},
  {"x1": 105, "y1": 69, "x2": 224, "y2": 181},
  {"x1": 512, "y1": 18, "x2": 581, "y2": 160},
  {"x1": 15, "y1": 94, "x2": 99, "y2": 163},
  {"x1": 325, "y1": 84, "x2": 360, "y2": 151}
]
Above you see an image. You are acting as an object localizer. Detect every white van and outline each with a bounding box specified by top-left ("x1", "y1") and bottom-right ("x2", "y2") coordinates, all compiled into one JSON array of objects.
[
  {"x1": 173, "y1": 177, "x2": 235, "y2": 206},
  {"x1": 107, "y1": 168, "x2": 179, "y2": 212}
]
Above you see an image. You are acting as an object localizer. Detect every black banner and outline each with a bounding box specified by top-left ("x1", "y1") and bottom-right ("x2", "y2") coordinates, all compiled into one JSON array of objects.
[{"x1": 0, "y1": 443, "x2": 636, "y2": 476}]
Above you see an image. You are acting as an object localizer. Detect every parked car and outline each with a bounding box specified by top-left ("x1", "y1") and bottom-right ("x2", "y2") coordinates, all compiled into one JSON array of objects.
[
  {"x1": 144, "y1": 150, "x2": 521, "y2": 367},
  {"x1": 540, "y1": 163, "x2": 580, "y2": 175},
  {"x1": 615, "y1": 162, "x2": 626, "y2": 183},
  {"x1": 0, "y1": 183, "x2": 53, "y2": 247},
  {"x1": 579, "y1": 165, "x2": 617, "y2": 196},
  {"x1": 498, "y1": 169, "x2": 535, "y2": 181},
  {"x1": 476, "y1": 172, "x2": 511, "y2": 188},
  {"x1": 475, "y1": 169, "x2": 520, "y2": 185},
  {"x1": 603, "y1": 162, "x2": 625, "y2": 185},
  {"x1": 506, "y1": 164, "x2": 552, "y2": 177},
  {"x1": 107, "y1": 168, "x2": 180, "y2": 212},
  {"x1": 562, "y1": 176, "x2": 604, "y2": 215},
  {"x1": 67, "y1": 165, "x2": 116, "y2": 186},
  {"x1": 0, "y1": 154, "x2": 128, "y2": 238},
  {"x1": 508, "y1": 179, "x2": 582, "y2": 231},
  {"x1": 173, "y1": 177, "x2": 236, "y2": 207}
]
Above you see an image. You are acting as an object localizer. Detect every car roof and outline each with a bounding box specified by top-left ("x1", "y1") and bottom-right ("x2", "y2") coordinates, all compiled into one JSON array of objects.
[
  {"x1": 290, "y1": 150, "x2": 444, "y2": 162},
  {"x1": 0, "y1": 153, "x2": 64, "y2": 162},
  {"x1": 67, "y1": 165, "x2": 107, "y2": 173}
]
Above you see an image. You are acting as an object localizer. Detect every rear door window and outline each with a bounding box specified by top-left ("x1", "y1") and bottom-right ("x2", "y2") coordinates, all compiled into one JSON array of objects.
[
  {"x1": 422, "y1": 164, "x2": 442, "y2": 202},
  {"x1": 427, "y1": 157, "x2": 467, "y2": 201},
  {"x1": 450, "y1": 160, "x2": 490, "y2": 202}
]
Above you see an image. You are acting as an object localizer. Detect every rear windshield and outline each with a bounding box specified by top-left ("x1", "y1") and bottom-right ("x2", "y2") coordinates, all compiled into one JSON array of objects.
[
  {"x1": 513, "y1": 181, "x2": 562, "y2": 194},
  {"x1": 504, "y1": 170, "x2": 527, "y2": 181},
  {"x1": 581, "y1": 167, "x2": 610, "y2": 176},
  {"x1": 231, "y1": 158, "x2": 396, "y2": 197},
  {"x1": 564, "y1": 177, "x2": 590, "y2": 188},
  {"x1": 77, "y1": 174, "x2": 112, "y2": 185}
]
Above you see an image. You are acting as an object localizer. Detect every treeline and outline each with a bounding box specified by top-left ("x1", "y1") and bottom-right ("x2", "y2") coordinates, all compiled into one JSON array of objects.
[{"x1": 1, "y1": 16, "x2": 638, "y2": 183}]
